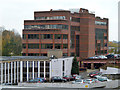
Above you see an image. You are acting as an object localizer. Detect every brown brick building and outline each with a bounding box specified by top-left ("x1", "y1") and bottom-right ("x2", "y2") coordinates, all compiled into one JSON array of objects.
[{"x1": 22, "y1": 8, "x2": 108, "y2": 60}]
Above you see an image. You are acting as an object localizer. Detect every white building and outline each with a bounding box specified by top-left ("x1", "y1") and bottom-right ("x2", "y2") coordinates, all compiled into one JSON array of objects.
[
  {"x1": 0, "y1": 56, "x2": 73, "y2": 84},
  {"x1": 100, "y1": 67, "x2": 120, "y2": 74}
]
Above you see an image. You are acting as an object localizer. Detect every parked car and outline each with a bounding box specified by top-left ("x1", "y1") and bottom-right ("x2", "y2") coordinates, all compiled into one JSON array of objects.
[
  {"x1": 75, "y1": 75, "x2": 83, "y2": 80},
  {"x1": 72, "y1": 79, "x2": 84, "y2": 84},
  {"x1": 83, "y1": 79, "x2": 95, "y2": 84},
  {"x1": 88, "y1": 56, "x2": 99, "y2": 59},
  {"x1": 88, "y1": 71, "x2": 102, "y2": 78},
  {"x1": 28, "y1": 78, "x2": 45, "y2": 83},
  {"x1": 63, "y1": 75, "x2": 74, "y2": 81},
  {"x1": 114, "y1": 54, "x2": 120, "y2": 59},
  {"x1": 72, "y1": 74, "x2": 78, "y2": 79},
  {"x1": 94, "y1": 75, "x2": 101, "y2": 79},
  {"x1": 97, "y1": 76, "x2": 108, "y2": 82},
  {"x1": 93, "y1": 79, "x2": 101, "y2": 83},
  {"x1": 35, "y1": 78, "x2": 46, "y2": 82},
  {"x1": 106, "y1": 54, "x2": 114, "y2": 59},
  {"x1": 98, "y1": 55, "x2": 107, "y2": 59},
  {"x1": 51, "y1": 76, "x2": 67, "y2": 82}
]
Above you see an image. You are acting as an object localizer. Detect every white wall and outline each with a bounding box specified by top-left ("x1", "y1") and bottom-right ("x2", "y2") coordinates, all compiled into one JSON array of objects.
[
  {"x1": 100, "y1": 67, "x2": 120, "y2": 74},
  {"x1": 51, "y1": 57, "x2": 73, "y2": 78}
]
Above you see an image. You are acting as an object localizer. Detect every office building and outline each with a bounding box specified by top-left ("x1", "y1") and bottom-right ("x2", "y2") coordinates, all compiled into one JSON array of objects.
[{"x1": 22, "y1": 8, "x2": 108, "y2": 60}]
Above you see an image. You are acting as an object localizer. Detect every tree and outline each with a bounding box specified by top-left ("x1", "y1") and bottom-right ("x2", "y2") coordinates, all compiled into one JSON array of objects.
[
  {"x1": 71, "y1": 56, "x2": 79, "y2": 75},
  {"x1": 2, "y1": 30, "x2": 22, "y2": 56}
]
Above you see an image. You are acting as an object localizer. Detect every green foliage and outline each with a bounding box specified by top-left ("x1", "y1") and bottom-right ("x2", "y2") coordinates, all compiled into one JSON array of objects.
[
  {"x1": 2, "y1": 30, "x2": 22, "y2": 56},
  {"x1": 109, "y1": 42, "x2": 118, "y2": 47},
  {"x1": 71, "y1": 56, "x2": 79, "y2": 75},
  {"x1": 108, "y1": 41, "x2": 118, "y2": 54}
]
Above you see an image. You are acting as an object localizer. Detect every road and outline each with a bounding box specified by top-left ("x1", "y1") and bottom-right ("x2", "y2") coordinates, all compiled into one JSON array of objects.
[{"x1": 1, "y1": 86, "x2": 118, "y2": 90}]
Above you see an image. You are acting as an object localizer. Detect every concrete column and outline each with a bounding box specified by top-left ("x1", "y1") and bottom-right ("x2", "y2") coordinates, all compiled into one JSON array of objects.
[
  {"x1": 1, "y1": 63, "x2": 3, "y2": 84},
  {"x1": 27, "y1": 61, "x2": 29, "y2": 81},
  {"x1": 20, "y1": 61, "x2": 23, "y2": 82},
  {"x1": 14, "y1": 62, "x2": 16, "y2": 83},
  {"x1": 44, "y1": 61, "x2": 46, "y2": 78},
  {"x1": 17, "y1": 61, "x2": 19, "y2": 83},
  {"x1": 11, "y1": 62, "x2": 13, "y2": 84},
  {"x1": 91, "y1": 63, "x2": 94, "y2": 70},
  {"x1": 32, "y1": 61, "x2": 34, "y2": 79},
  {"x1": 5, "y1": 63, "x2": 6, "y2": 83},
  {"x1": 38, "y1": 61, "x2": 40, "y2": 78},
  {"x1": 8, "y1": 63, "x2": 9, "y2": 83}
]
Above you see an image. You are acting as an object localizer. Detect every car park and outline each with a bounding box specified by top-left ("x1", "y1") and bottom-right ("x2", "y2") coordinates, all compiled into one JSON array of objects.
[
  {"x1": 51, "y1": 76, "x2": 67, "y2": 82},
  {"x1": 72, "y1": 79, "x2": 84, "y2": 84}
]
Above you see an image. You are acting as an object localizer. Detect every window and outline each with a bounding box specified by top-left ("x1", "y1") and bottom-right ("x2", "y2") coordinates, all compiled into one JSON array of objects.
[
  {"x1": 95, "y1": 28, "x2": 107, "y2": 47},
  {"x1": 28, "y1": 44, "x2": 39, "y2": 49},
  {"x1": 104, "y1": 36, "x2": 107, "y2": 40},
  {"x1": 23, "y1": 34, "x2": 26, "y2": 39},
  {"x1": 71, "y1": 17, "x2": 80, "y2": 22},
  {"x1": 76, "y1": 35, "x2": 79, "y2": 57},
  {"x1": 41, "y1": 53, "x2": 47, "y2": 56},
  {"x1": 28, "y1": 53, "x2": 39, "y2": 56},
  {"x1": 105, "y1": 43, "x2": 107, "y2": 47},
  {"x1": 95, "y1": 21, "x2": 107, "y2": 26},
  {"x1": 55, "y1": 34, "x2": 61, "y2": 39},
  {"x1": 46, "y1": 61, "x2": 50, "y2": 72},
  {"x1": 70, "y1": 53, "x2": 75, "y2": 56},
  {"x1": 101, "y1": 50, "x2": 104, "y2": 54},
  {"x1": 63, "y1": 53, "x2": 68, "y2": 56},
  {"x1": 71, "y1": 26, "x2": 80, "y2": 31},
  {"x1": 40, "y1": 61, "x2": 44, "y2": 72},
  {"x1": 41, "y1": 44, "x2": 53, "y2": 49},
  {"x1": 24, "y1": 24, "x2": 68, "y2": 30},
  {"x1": 22, "y1": 53, "x2": 26, "y2": 56},
  {"x1": 28, "y1": 34, "x2": 39, "y2": 39},
  {"x1": 105, "y1": 50, "x2": 107, "y2": 54},
  {"x1": 35, "y1": 16, "x2": 66, "y2": 20},
  {"x1": 22, "y1": 44, "x2": 26, "y2": 49},
  {"x1": 55, "y1": 44, "x2": 61, "y2": 49},
  {"x1": 63, "y1": 61, "x2": 65, "y2": 71},
  {"x1": 41, "y1": 34, "x2": 53, "y2": 39},
  {"x1": 63, "y1": 44, "x2": 68, "y2": 49},
  {"x1": 63, "y1": 34, "x2": 68, "y2": 39}
]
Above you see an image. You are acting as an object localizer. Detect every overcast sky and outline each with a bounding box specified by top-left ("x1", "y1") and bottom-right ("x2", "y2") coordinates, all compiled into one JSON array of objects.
[{"x1": 0, "y1": 0, "x2": 119, "y2": 41}]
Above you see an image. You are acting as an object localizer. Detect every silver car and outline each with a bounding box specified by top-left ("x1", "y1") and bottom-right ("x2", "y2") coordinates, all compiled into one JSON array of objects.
[{"x1": 72, "y1": 79, "x2": 84, "y2": 84}]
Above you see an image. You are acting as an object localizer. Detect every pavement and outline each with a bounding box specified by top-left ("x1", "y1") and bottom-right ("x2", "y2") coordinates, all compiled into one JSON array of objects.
[{"x1": 1, "y1": 86, "x2": 119, "y2": 90}]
